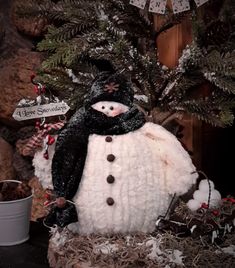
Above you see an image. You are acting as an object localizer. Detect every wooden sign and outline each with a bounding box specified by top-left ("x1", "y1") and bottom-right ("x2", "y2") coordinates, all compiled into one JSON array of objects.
[{"x1": 13, "y1": 102, "x2": 70, "y2": 121}]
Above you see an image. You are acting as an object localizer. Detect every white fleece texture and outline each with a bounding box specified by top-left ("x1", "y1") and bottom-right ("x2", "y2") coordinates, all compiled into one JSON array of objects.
[
  {"x1": 187, "y1": 179, "x2": 221, "y2": 211},
  {"x1": 69, "y1": 122, "x2": 197, "y2": 234},
  {"x1": 32, "y1": 137, "x2": 56, "y2": 189}
]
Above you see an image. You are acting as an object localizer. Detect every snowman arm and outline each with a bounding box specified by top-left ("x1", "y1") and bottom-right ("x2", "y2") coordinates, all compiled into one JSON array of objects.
[{"x1": 143, "y1": 122, "x2": 198, "y2": 195}]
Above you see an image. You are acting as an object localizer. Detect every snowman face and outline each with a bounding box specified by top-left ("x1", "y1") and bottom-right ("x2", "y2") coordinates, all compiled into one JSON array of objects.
[{"x1": 91, "y1": 101, "x2": 129, "y2": 117}]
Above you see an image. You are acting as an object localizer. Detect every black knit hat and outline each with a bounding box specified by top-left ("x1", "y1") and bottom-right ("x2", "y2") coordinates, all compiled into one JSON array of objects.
[{"x1": 85, "y1": 72, "x2": 134, "y2": 107}]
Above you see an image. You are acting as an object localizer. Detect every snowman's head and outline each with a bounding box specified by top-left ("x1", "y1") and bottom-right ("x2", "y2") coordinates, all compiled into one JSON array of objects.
[
  {"x1": 91, "y1": 101, "x2": 129, "y2": 117},
  {"x1": 85, "y1": 72, "x2": 134, "y2": 110}
]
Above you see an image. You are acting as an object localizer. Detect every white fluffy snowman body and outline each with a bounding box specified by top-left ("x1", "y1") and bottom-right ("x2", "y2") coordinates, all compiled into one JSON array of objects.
[
  {"x1": 34, "y1": 101, "x2": 197, "y2": 234},
  {"x1": 66, "y1": 101, "x2": 198, "y2": 234}
]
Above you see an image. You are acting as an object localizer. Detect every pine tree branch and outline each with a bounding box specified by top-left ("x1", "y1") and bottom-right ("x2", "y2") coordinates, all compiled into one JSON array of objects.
[
  {"x1": 204, "y1": 73, "x2": 235, "y2": 94},
  {"x1": 174, "y1": 99, "x2": 224, "y2": 127},
  {"x1": 17, "y1": 0, "x2": 235, "y2": 128},
  {"x1": 47, "y1": 21, "x2": 98, "y2": 41},
  {"x1": 202, "y1": 50, "x2": 235, "y2": 77}
]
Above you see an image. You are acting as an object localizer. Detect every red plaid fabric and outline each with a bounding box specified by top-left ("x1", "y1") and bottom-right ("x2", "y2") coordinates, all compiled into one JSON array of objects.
[{"x1": 23, "y1": 122, "x2": 65, "y2": 155}]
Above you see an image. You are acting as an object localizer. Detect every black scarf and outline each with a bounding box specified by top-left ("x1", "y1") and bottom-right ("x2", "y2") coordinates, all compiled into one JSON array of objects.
[{"x1": 45, "y1": 106, "x2": 146, "y2": 227}]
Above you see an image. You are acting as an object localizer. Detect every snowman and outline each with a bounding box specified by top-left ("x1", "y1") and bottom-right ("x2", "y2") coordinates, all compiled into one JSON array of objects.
[
  {"x1": 45, "y1": 72, "x2": 198, "y2": 234},
  {"x1": 187, "y1": 179, "x2": 222, "y2": 211}
]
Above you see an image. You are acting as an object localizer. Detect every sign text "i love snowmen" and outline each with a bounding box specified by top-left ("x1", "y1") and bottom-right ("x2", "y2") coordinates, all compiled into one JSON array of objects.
[{"x1": 13, "y1": 102, "x2": 70, "y2": 121}]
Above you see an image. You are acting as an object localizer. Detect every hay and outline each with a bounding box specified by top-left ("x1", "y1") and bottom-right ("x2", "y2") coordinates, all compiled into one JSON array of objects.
[
  {"x1": 48, "y1": 228, "x2": 235, "y2": 268},
  {"x1": 47, "y1": 199, "x2": 235, "y2": 267}
]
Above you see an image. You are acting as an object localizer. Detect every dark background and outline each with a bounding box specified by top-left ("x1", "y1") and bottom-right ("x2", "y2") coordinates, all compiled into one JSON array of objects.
[{"x1": 0, "y1": 221, "x2": 49, "y2": 268}]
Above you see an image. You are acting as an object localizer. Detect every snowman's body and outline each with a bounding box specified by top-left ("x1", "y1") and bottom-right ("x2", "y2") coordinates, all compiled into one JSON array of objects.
[
  {"x1": 69, "y1": 122, "x2": 197, "y2": 234},
  {"x1": 41, "y1": 74, "x2": 198, "y2": 233}
]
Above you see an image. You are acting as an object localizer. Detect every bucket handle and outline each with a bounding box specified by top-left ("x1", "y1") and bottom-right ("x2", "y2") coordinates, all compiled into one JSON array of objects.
[
  {"x1": 0, "y1": 180, "x2": 33, "y2": 198},
  {"x1": 0, "y1": 180, "x2": 22, "y2": 184}
]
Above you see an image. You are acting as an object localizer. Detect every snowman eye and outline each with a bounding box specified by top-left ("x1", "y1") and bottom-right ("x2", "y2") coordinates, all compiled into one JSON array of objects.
[
  {"x1": 110, "y1": 106, "x2": 114, "y2": 110},
  {"x1": 102, "y1": 106, "x2": 105, "y2": 109}
]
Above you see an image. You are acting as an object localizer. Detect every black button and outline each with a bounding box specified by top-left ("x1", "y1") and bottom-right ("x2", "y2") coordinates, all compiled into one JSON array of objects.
[
  {"x1": 107, "y1": 154, "x2": 115, "y2": 162},
  {"x1": 105, "y1": 136, "x2": 112, "y2": 142},
  {"x1": 106, "y1": 197, "x2": 114, "y2": 206},
  {"x1": 107, "y1": 175, "x2": 115, "y2": 184}
]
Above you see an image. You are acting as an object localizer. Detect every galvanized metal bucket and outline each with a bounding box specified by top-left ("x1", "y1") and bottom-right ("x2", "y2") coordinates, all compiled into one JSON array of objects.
[{"x1": 0, "y1": 180, "x2": 32, "y2": 246}]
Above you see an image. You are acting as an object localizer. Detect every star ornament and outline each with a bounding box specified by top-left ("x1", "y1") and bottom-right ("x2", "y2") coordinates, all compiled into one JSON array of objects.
[{"x1": 104, "y1": 82, "x2": 120, "y2": 93}]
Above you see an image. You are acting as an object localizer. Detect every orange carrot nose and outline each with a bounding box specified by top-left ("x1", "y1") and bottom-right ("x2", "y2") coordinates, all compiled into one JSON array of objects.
[{"x1": 111, "y1": 109, "x2": 123, "y2": 117}]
